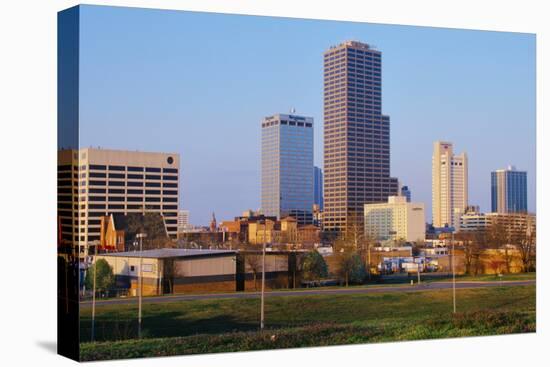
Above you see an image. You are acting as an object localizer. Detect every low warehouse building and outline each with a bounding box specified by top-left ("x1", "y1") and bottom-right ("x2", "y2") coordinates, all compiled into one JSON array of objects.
[
  {"x1": 95, "y1": 248, "x2": 303, "y2": 295},
  {"x1": 95, "y1": 249, "x2": 237, "y2": 296}
]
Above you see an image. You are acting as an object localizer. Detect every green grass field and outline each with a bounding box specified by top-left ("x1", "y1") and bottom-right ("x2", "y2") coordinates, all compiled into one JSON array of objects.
[
  {"x1": 79, "y1": 284, "x2": 535, "y2": 361},
  {"x1": 442, "y1": 273, "x2": 536, "y2": 282}
]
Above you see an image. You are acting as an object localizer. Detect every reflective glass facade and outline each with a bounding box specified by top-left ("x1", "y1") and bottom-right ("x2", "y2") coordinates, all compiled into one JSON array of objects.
[
  {"x1": 314, "y1": 166, "x2": 324, "y2": 209},
  {"x1": 261, "y1": 114, "x2": 314, "y2": 224},
  {"x1": 491, "y1": 167, "x2": 527, "y2": 213}
]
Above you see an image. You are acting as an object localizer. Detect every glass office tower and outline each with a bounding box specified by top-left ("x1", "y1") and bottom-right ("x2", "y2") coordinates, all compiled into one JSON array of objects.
[
  {"x1": 314, "y1": 166, "x2": 324, "y2": 210},
  {"x1": 491, "y1": 166, "x2": 527, "y2": 213},
  {"x1": 261, "y1": 113, "x2": 314, "y2": 224}
]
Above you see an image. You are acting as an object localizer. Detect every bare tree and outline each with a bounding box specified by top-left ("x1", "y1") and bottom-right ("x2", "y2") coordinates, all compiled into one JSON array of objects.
[
  {"x1": 511, "y1": 216, "x2": 536, "y2": 272},
  {"x1": 238, "y1": 243, "x2": 264, "y2": 290},
  {"x1": 487, "y1": 258, "x2": 505, "y2": 276},
  {"x1": 487, "y1": 218, "x2": 512, "y2": 273},
  {"x1": 455, "y1": 230, "x2": 486, "y2": 276},
  {"x1": 333, "y1": 210, "x2": 376, "y2": 280},
  {"x1": 246, "y1": 254, "x2": 262, "y2": 290}
]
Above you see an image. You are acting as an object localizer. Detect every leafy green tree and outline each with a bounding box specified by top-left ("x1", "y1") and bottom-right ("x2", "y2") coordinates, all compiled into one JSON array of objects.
[
  {"x1": 301, "y1": 251, "x2": 328, "y2": 282},
  {"x1": 85, "y1": 259, "x2": 114, "y2": 293},
  {"x1": 338, "y1": 253, "x2": 367, "y2": 286}
]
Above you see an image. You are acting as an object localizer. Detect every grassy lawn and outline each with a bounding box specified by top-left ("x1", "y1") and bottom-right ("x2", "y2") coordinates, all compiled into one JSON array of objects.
[
  {"x1": 446, "y1": 273, "x2": 536, "y2": 282},
  {"x1": 80, "y1": 284, "x2": 535, "y2": 361}
]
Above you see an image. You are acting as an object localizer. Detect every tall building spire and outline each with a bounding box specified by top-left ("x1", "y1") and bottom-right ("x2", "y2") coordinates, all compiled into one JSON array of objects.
[{"x1": 209, "y1": 212, "x2": 217, "y2": 232}]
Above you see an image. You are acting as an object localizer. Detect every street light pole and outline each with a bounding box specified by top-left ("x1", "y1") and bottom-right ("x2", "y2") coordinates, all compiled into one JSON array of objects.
[
  {"x1": 260, "y1": 240, "x2": 266, "y2": 330},
  {"x1": 91, "y1": 247, "x2": 96, "y2": 342},
  {"x1": 136, "y1": 233, "x2": 147, "y2": 338},
  {"x1": 452, "y1": 230, "x2": 456, "y2": 313},
  {"x1": 417, "y1": 261, "x2": 421, "y2": 285}
]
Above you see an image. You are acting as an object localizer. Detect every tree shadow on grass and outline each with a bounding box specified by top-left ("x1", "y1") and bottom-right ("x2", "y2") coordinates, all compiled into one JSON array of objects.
[{"x1": 80, "y1": 312, "x2": 261, "y2": 343}]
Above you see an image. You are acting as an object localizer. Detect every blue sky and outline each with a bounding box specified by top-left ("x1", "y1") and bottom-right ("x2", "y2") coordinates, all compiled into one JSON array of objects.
[{"x1": 78, "y1": 5, "x2": 536, "y2": 226}]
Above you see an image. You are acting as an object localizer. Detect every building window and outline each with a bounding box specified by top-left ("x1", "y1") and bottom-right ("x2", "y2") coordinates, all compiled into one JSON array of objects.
[
  {"x1": 89, "y1": 164, "x2": 107, "y2": 170},
  {"x1": 89, "y1": 180, "x2": 106, "y2": 186}
]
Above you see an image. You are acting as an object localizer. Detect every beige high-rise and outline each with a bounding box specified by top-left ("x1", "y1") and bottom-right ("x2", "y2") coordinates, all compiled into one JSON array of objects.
[
  {"x1": 58, "y1": 148, "x2": 180, "y2": 257},
  {"x1": 323, "y1": 41, "x2": 398, "y2": 232},
  {"x1": 432, "y1": 141, "x2": 468, "y2": 228}
]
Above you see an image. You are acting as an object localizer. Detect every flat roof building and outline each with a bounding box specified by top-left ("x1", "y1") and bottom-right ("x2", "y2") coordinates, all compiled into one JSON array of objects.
[
  {"x1": 491, "y1": 166, "x2": 527, "y2": 213},
  {"x1": 261, "y1": 113, "x2": 314, "y2": 225},
  {"x1": 95, "y1": 249, "x2": 237, "y2": 295},
  {"x1": 323, "y1": 41, "x2": 398, "y2": 232},
  {"x1": 364, "y1": 196, "x2": 425, "y2": 243},
  {"x1": 58, "y1": 148, "x2": 180, "y2": 257}
]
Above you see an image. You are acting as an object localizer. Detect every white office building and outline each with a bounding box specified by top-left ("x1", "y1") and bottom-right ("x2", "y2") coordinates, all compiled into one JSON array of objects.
[
  {"x1": 177, "y1": 210, "x2": 190, "y2": 231},
  {"x1": 364, "y1": 196, "x2": 426, "y2": 243},
  {"x1": 432, "y1": 141, "x2": 468, "y2": 229}
]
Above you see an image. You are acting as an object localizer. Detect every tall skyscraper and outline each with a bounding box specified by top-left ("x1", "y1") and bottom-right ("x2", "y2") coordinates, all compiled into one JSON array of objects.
[
  {"x1": 323, "y1": 40, "x2": 398, "y2": 231},
  {"x1": 261, "y1": 113, "x2": 314, "y2": 224},
  {"x1": 491, "y1": 165, "x2": 527, "y2": 213},
  {"x1": 58, "y1": 148, "x2": 180, "y2": 257},
  {"x1": 314, "y1": 166, "x2": 324, "y2": 210},
  {"x1": 432, "y1": 141, "x2": 468, "y2": 228}
]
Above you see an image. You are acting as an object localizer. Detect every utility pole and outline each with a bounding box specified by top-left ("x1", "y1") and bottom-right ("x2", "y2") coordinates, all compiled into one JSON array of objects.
[
  {"x1": 417, "y1": 261, "x2": 421, "y2": 285},
  {"x1": 260, "y1": 239, "x2": 266, "y2": 330},
  {"x1": 452, "y1": 229, "x2": 456, "y2": 313},
  {"x1": 91, "y1": 246, "x2": 97, "y2": 342},
  {"x1": 136, "y1": 233, "x2": 147, "y2": 338}
]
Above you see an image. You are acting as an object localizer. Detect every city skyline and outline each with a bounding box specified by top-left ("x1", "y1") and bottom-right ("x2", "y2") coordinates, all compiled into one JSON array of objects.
[{"x1": 76, "y1": 5, "x2": 536, "y2": 225}]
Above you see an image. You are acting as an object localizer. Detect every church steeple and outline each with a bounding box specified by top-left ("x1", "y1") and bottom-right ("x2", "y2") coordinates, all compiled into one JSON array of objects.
[{"x1": 209, "y1": 212, "x2": 217, "y2": 232}]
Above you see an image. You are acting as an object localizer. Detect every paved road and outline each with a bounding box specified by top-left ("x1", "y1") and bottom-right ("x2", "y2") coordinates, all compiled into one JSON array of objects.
[{"x1": 80, "y1": 280, "x2": 535, "y2": 308}]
